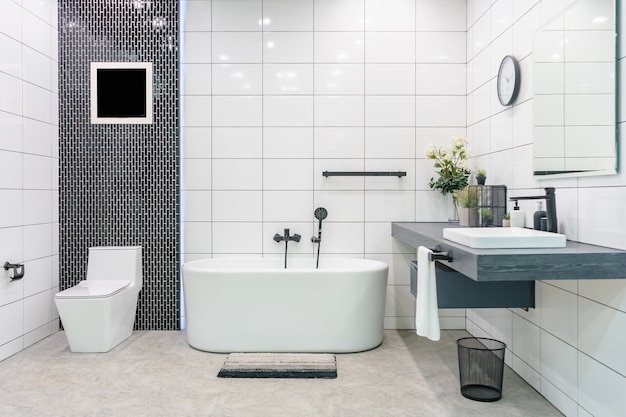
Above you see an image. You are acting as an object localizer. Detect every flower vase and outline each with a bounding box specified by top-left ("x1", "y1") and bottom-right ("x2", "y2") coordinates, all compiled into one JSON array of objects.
[{"x1": 448, "y1": 195, "x2": 460, "y2": 224}]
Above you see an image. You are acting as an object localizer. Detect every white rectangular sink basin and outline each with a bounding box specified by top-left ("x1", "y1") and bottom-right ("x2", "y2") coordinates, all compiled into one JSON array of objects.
[{"x1": 443, "y1": 227, "x2": 567, "y2": 249}]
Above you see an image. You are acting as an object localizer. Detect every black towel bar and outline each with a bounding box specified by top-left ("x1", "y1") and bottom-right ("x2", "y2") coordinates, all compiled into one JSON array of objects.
[{"x1": 322, "y1": 171, "x2": 406, "y2": 177}]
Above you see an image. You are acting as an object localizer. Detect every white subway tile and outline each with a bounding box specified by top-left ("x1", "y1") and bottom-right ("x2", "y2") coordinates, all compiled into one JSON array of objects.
[
  {"x1": 314, "y1": 96, "x2": 363, "y2": 127},
  {"x1": 181, "y1": 32, "x2": 211, "y2": 63},
  {"x1": 365, "y1": 64, "x2": 415, "y2": 95},
  {"x1": 0, "y1": 34, "x2": 22, "y2": 79},
  {"x1": 541, "y1": 330, "x2": 578, "y2": 400},
  {"x1": 212, "y1": 63, "x2": 262, "y2": 95},
  {"x1": 0, "y1": 72, "x2": 23, "y2": 116},
  {"x1": 319, "y1": 222, "x2": 364, "y2": 255},
  {"x1": 23, "y1": 83, "x2": 52, "y2": 124},
  {"x1": 182, "y1": 127, "x2": 211, "y2": 159},
  {"x1": 212, "y1": 191, "x2": 262, "y2": 222},
  {"x1": 385, "y1": 285, "x2": 414, "y2": 318},
  {"x1": 23, "y1": 290, "x2": 52, "y2": 333},
  {"x1": 0, "y1": 111, "x2": 22, "y2": 152},
  {"x1": 212, "y1": 222, "x2": 262, "y2": 254},
  {"x1": 181, "y1": 0, "x2": 211, "y2": 31},
  {"x1": 314, "y1": 32, "x2": 364, "y2": 63},
  {"x1": 539, "y1": 376, "x2": 579, "y2": 417},
  {"x1": 212, "y1": 127, "x2": 261, "y2": 158},
  {"x1": 181, "y1": 64, "x2": 211, "y2": 95},
  {"x1": 182, "y1": 190, "x2": 211, "y2": 222},
  {"x1": 365, "y1": 191, "x2": 415, "y2": 222},
  {"x1": 540, "y1": 282, "x2": 578, "y2": 347},
  {"x1": 416, "y1": 96, "x2": 466, "y2": 127},
  {"x1": 578, "y1": 187, "x2": 626, "y2": 250},
  {"x1": 365, "y1": 0, "x2": 415, "y2": 31},
  {"x1": 183, "y1": 221, "x2": 212, "y2": 253},
  {"x1": 578, "y1": 352, "x2": 626, "y2": 417},
  {"x1": 263, "y1": 159, "x2": 313, "y2": 190},
  {"x1": 263, "y1": 32, "x2": 313, "y2": 63},
  {"x1": 314, "y1": 64, "x2": 364, "y2": 95},
  {"x1": 416, "y1": 64, "x2": 466, "y2": 95},
  {"x1": 263, "y1": 96, "x2": 313, "y2": 127},
  {"x1": 0, "y1": 300, "x2": 23, "y2": 346},
  {"x1": 212, "y1": 32, "x2": 262, "y2": 63},
  {"x1": 262, "y1": 0, "x2": 313, "y2": 31},
  {"x1": 22, "y1": 11, "x2": 50, "y2": 57},
  {"x1": 212, "y1": 158, "x2": 262, "y2": 190},
  {"x1": 23, "y1": 190, "x2": 52, "y2": 225},
  {"x1": 263, "y1": 191, "x2": 313, "y2": 222},
  {"x1": 578, "y1": 297, "x2": 626, "y2": 376},
  {"x1": 212, "y1": 96, "x2": 262, "y2": 127},
  {"x1": 23, "y1": 118, "x2": 51, "y2": 157},
  {"x1": 23, "y1": 223, "x2": 52, "y2": 262},
  {"x1": 263, "y1": 127, "x2": 313, "y2": 158},
  {"x1": 416, "y1": 32, "x2": 466, "y2": 64},
  {"x1": 365, "y1": 127, "x2": 415, "y2": 159},
  {"x1": 365, "y1": 32, "x2": 415, "y2": 63},
  {"x1": 512, "y1": 313, "x2": 540, "y2": 371},
  {"x1": 365, "y1": 96, "x2": 415, "y2": 127},
  {"x1": 0, "y1": 1, "x2": 22, "y2": 41},
  {"x1": 314, "y1": 127, "x2": 364, "y2": 159},
  {"x1": 182, "y1": 95, "x2": 212, "y2": 127},
  {"x1": 0, "y1": 190, "x2": 22, "y2": 228},
  {"x1": 415, "y1": 0, "x2": 466, "y2": 31},
  {"x1": 181, "y1": 158, "x2": 211, "y2": 190},
  {"x1": 314, "y1": 0, "x2": 364, "y2": 31},
  {"x1": 212, "y1": 0, "x2": 262, "y2": 32},
  {"x1": 263, "y1": 64, "x2": 313, "y2": 95},
  {"x1": 23, "y1": 154, "x2": 51, "y2": 190}
]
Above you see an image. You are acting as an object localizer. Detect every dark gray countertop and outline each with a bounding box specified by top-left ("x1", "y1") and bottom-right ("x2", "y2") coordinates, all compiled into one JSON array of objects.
[{"x1": 392, "y1": 222, "x2": 626, "y2": 281}]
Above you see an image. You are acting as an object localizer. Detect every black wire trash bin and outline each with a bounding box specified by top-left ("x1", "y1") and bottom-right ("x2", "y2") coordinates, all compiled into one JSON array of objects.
[{"x1": 457, "y1": 337, "x2": 507, "y2": 402}]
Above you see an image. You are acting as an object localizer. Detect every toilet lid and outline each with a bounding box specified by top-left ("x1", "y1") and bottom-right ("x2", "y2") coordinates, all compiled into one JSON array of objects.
[{"x1": 55, "y1": 280, "x2": 130, "y2": 299}]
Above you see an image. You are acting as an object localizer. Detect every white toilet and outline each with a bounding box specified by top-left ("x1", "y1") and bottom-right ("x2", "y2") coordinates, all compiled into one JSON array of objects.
[{"x1": 55, "y1": 246, "x2": 142, "y2": 352}]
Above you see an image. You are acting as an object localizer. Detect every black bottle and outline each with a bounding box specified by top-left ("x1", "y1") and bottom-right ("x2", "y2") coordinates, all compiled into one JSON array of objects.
[{"x1": 533, "y1": 202, "x2": 547, "y2": 230}]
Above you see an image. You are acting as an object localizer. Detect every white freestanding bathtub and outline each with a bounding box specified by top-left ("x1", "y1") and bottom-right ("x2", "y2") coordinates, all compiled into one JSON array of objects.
[{"x1": 182, "y1": 257, "x2": 389, "y2": 353}]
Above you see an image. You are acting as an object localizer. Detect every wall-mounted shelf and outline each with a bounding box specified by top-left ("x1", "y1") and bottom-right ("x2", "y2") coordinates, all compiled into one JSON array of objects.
[
  {"x1": 392, "y1": 222, "x2": 626, "y2": 282},
  {"x1": 323, "y1": 171, "x2": 406, "y2": 177}
]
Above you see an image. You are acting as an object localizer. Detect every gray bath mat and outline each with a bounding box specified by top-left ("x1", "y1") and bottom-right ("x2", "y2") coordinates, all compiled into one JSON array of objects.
[{"x1": 217, "y1": 352, "x2": 337, "y2": 379}]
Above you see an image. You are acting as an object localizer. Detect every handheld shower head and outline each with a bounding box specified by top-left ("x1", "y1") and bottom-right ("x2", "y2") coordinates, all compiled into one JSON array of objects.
[
  {"x1": 314, "y1": 207, "x2": 328, "y2": 221},
  {"x1": 314, "y1": 207, "x2": 328, "y2": 231}
]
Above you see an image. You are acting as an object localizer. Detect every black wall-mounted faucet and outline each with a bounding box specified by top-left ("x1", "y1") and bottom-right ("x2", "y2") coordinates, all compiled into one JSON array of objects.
[
  {"x1": 510, "y1": 187, "x2": 558, "y2": 233},
  {"x1": 273, "y1": 228, "x2": 301, "y2": 268}
]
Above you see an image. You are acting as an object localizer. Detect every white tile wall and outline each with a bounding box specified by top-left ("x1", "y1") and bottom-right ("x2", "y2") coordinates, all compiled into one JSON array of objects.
[
  {"x1": 465, "y1": 0, "x2": 626, "y2": 415},
  {"x1": 0, "y1": 0, "x2": 59, "y2": 361},
  {"x1": 181, "y1": 1, "x2": 626, "y2": 414},
  {"x1": 180, "y1": 0, "x2": 467, "y2": 331}
]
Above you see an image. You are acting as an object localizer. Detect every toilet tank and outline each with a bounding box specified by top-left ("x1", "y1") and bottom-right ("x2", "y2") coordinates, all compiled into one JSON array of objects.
[{"x1": 86, "y1": 246, "x2": 142, "y2": 287}]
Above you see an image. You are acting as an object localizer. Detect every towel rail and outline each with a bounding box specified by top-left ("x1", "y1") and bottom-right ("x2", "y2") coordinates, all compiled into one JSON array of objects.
[
  {"x1": 322, "y1": 171, "x2": 406, "y2": 177},
  {"x1": 428, "y1": 245, "x2": 453, "y2": 262}
]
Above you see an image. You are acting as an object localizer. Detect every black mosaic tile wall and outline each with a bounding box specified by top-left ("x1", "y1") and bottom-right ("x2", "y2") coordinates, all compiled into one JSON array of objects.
[{"x1": 58, "y1": 1, "x2": 179, "y2": 330}]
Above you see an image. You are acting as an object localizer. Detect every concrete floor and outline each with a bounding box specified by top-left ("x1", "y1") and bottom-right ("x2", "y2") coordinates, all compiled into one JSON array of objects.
[{"x1": 0, "y1": 329, "x2": 563, "y2": 416}]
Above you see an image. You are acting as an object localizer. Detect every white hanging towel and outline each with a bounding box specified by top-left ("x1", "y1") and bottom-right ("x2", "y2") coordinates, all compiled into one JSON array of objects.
[{"x1": 415, "y1": 246, "x2": 440, "y2": 341}]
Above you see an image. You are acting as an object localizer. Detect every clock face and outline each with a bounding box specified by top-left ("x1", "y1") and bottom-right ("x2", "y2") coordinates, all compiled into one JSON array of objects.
[{"x1": 497, "y1": 55, "x2": 520, "y2": 106}]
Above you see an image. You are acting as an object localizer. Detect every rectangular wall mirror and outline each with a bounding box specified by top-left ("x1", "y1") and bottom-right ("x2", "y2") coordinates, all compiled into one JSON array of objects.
[{"x1": 533, "y1": 0, "x2": 617, "y2": 178}]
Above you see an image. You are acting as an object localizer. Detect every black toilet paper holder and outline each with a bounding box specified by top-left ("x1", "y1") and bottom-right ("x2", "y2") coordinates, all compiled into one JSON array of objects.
[{"x1": 3, "y1": 262, "x2": 25, "y2": 280}]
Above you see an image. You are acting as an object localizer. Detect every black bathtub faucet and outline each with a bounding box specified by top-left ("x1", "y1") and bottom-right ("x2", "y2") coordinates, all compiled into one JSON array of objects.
[
  {"x1": 273, "y1": 228, "x2": 301, "y2": 243},
  {"x1": 274, "y1": 228, "x2": 301, "y2": 269}
]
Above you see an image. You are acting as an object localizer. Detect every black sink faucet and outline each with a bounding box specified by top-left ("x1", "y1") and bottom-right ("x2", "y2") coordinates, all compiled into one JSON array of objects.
[
  {"x1": 273, "y1": 228, "x2": 301, "y2": 268},
  {"x1": 509, "y1": 187, "x2": 558, "y2": 233}
]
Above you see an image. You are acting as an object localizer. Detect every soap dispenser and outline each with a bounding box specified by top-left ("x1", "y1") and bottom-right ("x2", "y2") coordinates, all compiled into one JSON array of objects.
[
  {"x1": 533, "y1": 201, "x2": 547, "y2": 230},
  {"x1": 510, "y1": 202, "x2": 525, "y2": 228}
]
